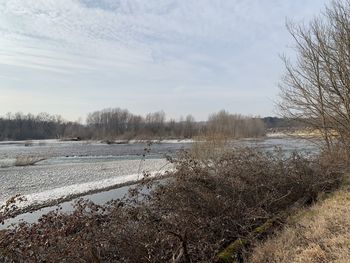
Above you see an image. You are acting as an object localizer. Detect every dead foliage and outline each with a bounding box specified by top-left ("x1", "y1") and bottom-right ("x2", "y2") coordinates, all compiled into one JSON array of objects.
[
  {"x1": 248, "y1": 174, "x2": 350, "y2": 263},
  {"x1": 14, "y1": 156, "x2": 46, "y2": 167}
]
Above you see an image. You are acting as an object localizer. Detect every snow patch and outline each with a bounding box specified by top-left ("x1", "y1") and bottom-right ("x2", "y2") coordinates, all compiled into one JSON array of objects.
[{"x1": 8, "y1": 172, "x2": 161, "y2": 210}]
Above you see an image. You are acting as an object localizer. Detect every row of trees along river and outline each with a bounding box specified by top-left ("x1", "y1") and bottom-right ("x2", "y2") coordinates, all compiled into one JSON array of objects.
[{"x1": 0, "y1": 110, "x2": 278, "y2": 141}]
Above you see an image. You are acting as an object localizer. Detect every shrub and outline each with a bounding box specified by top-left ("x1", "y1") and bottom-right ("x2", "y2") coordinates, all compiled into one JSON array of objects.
[
  {"x1": 14, "y1": 156, "x2": 46, "y2": 167},
  {"x1": 24, "y1": 141, "x2": 33, "y2": 147}
]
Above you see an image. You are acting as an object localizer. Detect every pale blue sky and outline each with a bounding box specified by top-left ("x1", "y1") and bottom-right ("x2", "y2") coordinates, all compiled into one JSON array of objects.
[{"x1": 0, "y1": 0, "x2": 329, "y2": 121}]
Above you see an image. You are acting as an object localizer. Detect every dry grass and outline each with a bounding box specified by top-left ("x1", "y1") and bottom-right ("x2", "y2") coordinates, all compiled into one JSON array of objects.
[
  {"x1": 15, "y1": 156, "x2": 46, "y2": 166},
  {"x1": 189, "y1": 134, "x2": 229, "y2": 160},
  {"x1": 249, "y1": 174, "x2": 350, "y2": 263}
]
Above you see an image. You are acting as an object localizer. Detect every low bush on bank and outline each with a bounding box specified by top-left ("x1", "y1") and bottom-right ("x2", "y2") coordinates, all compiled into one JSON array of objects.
[
  {"x1": 14, "y1": 156, "x2": 46, "y2": 167},
  {"x1": 0, "y1": 147, "x2": 344, "y2": 262}
]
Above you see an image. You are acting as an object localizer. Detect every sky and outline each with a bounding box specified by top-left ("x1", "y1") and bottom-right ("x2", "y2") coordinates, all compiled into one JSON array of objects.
[{"x1": 0, "y1": 0, "x2": 330, "y2": 121}]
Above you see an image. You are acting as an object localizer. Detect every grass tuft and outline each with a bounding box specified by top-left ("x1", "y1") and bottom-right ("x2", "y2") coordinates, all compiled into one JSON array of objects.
[{"x1": 14, "y1": 156, "x2": 46, "y2": 167}]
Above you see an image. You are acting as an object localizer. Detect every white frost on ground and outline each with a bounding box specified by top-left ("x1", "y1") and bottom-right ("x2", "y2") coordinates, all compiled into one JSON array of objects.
[
  {"x1": 0, "y1": 158, "x2": 171, "y2": 204},
  {"x1": 19, "y1": 174, "x2": 138, "y2": 208},
  {"x1": 5, "y1": 170, "x2": 168, "y2": 210}
]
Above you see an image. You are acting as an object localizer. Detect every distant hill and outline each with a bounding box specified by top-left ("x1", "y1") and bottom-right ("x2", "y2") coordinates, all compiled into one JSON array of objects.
[{"x1": 262, "y1": 117, "x2": 307, "y2": 130}]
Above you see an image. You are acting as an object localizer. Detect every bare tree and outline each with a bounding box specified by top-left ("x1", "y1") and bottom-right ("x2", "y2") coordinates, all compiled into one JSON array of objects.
[
  {"x1": 279, "y1": 0, "x2": 350, "y2": 153},
  {"x1": 184, "y1": 114, "x2": 196, "y2": 138},
  {"x1": 207, "y1": 110, "x2": 265, "y2": 139}
]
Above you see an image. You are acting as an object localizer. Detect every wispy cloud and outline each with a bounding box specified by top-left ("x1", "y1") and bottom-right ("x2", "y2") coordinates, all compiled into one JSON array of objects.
[{"x1": 0, "y1": 0, "x2": 329, "y2": 120}]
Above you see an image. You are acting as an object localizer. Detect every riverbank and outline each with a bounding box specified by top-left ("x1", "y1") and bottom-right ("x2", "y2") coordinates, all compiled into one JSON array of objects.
[
  {"x1": 0, "y1": 158, "x2": 170, "y2": 204},
  {"x1": 0, "y1": 171, "x2": 171, "y2": 228},
  {"x1": 266, "y1": 129, "x2": 324, "y2": 139},
  {"x1": 0, "y1": 147, "x2": 343, "y2": 262},
  {"x1": 249, "y1": 173, "x2": 350, "y2": 262}
]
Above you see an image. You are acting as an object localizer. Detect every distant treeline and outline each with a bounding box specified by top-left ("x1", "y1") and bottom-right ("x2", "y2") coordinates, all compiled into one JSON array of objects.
[
  {"x1": 0, "y1": 113, "x2": 71, "y2": 141},
  {"x1": 85, "y1": 109, "x2": 266, "y2": 140},
  {"x1": 0, "y1": 109, "x2": 296, "y2": 141},
  {"x1": 262, "y1": 117, "x2": 306, "y2": 130}
]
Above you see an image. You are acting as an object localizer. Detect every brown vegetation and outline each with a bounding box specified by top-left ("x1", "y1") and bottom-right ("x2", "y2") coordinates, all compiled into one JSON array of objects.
[
  {"x1": 0, "y1": 195, "x2": 27, "y2": 226},
  {"x1": 0, "y1": 147, "x2": 343, "y2": 262},
  {"x1": 207, "y1": 111, "x2": 265, "y2": 139},
  {"x1": 14, "y1": 156, "x2": 46, "y2": 167},
  {"x1": 248, "y1": 173, "x2": 350, "y2": 263}
]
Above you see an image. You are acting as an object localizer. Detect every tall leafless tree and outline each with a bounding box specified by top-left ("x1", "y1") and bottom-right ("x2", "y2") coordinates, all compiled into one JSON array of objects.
[{"x1": 279, "y1": 0, "x2": 350, "y2": 153}]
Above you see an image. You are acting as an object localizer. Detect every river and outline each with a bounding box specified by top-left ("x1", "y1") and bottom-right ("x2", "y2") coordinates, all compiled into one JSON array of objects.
[{"x1": 0, "y1": 136, "x2": 320, "y2": 225}]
